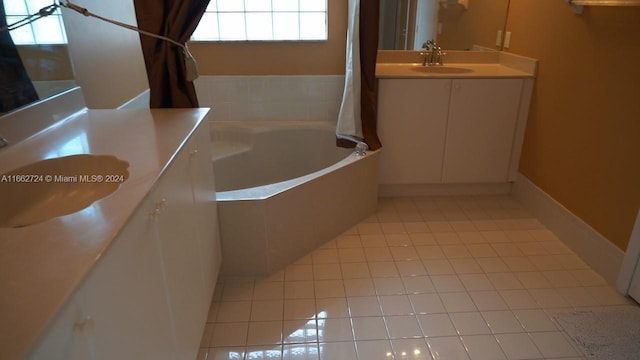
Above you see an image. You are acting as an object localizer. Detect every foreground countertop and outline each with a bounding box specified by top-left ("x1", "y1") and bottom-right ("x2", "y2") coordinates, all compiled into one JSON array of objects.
[{"x1": 0, "y1": 108, "x2": 210, "y2": 359}]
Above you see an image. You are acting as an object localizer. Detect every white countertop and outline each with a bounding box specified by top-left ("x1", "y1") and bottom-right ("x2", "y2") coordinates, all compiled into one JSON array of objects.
[
  {"x1": 0, "y1": 108, "x2": 210, "y2": 359},
  {"x1": 376, "y1": 62, "x2": 533, "y2": 79},
  {"x1": 376, "y1": 50, "x2": 538, "y2": 79}
]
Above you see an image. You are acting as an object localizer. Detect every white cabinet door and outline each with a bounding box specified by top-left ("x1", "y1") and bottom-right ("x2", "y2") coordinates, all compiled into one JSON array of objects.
[
  {"x1": 442, "y1": 79, "x2": 523, "y2": 183},
  {"x1": 378, "y1": 79, "x2": 451, "y2": 184},
  {"x1": 78, "y1": 190, "x2": 176, "y2": 360},
  {"x1": 27, "y1": 295, "x2": 92, "y2": 360},
  {"x1": 155, "y1": 146, "x2": 206, "y2": 360},
  {"x1": 187, "y1": 125, "x2": 221, "y2": 306}
]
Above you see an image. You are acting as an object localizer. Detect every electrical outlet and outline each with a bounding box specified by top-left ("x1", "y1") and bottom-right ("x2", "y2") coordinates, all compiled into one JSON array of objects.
[{"x1": 504, "y1": 31, "x2": 512, "y2": 48}]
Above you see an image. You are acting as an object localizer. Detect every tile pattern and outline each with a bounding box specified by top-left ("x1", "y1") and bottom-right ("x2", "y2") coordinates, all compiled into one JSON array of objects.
[{"x1": 199, "y1": 196, "x2": 634, "y2": 360}]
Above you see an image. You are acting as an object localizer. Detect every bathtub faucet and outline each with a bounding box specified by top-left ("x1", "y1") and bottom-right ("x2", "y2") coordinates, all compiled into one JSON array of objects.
[{"x1": 355, "y1": 142, "x2": 368, "y2": 156}]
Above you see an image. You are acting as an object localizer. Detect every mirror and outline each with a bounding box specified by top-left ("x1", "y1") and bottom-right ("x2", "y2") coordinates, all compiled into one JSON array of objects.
[
  {"x1": 379, "y1": 0, "x2": 511, "y2": 50},
  {"x1": 1, "y1": 1, "x2": 76, "y2": 115}
]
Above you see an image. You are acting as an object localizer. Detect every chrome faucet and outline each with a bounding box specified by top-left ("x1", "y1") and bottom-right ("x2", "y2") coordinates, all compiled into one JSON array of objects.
[
  {"x1": 355, "y1": 141, "x2": 368, "y2": 156},
  {"x1": 421, "y1": 40, "x2": 444, "y2": 66},
  {"x1": 0, "y1": 135, "x2": 7, "y2": 148}
]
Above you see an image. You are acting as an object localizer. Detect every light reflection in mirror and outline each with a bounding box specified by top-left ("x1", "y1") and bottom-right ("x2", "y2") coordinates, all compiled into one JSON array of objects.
[
  {"x1": 379, "y1": 0, "x2": 511, "y2": 51},
  {"x1": 1, "y1": 0, "x2": 76, "y2": 115}
]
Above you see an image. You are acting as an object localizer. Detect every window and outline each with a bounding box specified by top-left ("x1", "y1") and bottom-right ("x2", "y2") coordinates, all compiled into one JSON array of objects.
[
  {"x1": 192, "y1": 0, "x2": 327, "y2": 42},
  {"x1": 4, "y1": 0, "x2": 67, "y2": 45}
]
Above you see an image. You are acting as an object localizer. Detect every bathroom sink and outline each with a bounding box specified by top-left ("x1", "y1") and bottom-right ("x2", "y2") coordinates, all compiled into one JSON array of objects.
[
  {"x1": 0, "y1": 154, "x2": 129, "y2": 228},
  {"x1": 410, "y1": 65, "x2": 474, "y2": 74}
]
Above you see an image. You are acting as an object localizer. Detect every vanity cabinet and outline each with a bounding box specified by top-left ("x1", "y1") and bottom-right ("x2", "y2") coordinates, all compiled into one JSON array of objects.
[
  {"x1": 378, "y1": 77, "x2": 525, "y2": 185},
  {"x1": 27, "y1": 120, "x2": 220, "y2": 360}
]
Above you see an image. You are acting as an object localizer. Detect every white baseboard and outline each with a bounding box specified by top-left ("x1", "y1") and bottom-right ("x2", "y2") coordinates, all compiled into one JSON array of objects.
[
  {"x1": 617, "y1": 210, "x2": 640, "y2": 295},
  {"x1": 512, "y1": 173, "x2": 624, "y2": 286},
  {"x1": 379, "y1": 182, "x2": 513, "y2": 197}
]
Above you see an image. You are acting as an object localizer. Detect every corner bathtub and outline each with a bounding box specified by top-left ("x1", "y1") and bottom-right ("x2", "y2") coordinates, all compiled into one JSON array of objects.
[{"x1": 211, "y1": 121, "x2": 380, "y2": 276}]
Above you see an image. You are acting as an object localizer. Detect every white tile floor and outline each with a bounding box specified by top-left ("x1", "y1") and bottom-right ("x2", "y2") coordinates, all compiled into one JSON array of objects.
[{"x1": 198, "y1": 195, "x2": 635, "y2": 360}]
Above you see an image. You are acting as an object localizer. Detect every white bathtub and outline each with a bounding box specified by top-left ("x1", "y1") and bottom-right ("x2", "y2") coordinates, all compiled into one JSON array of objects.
[{"x1": 211, "y1": 121, "x2": 380, "y2": 276}]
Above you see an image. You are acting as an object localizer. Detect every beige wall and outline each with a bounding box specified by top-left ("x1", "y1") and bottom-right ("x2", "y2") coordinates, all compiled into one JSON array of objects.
[
  {"x1": 506, "y1": 0, "x2": 640, "y2": 251},
  {"x1": 190, "y1": 0, "x2": 348, "y2": 75},
  {"x1": 61, "y1": 0, "x2": 148, "y2": 108}
]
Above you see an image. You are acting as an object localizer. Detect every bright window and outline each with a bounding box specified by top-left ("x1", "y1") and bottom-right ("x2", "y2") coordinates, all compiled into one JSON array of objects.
[
  {"x1": 192, "y1": 0, "x2": 327, "y2": 42},
  {"x1": 4, "y1": 0, "x2": 67, "y2": 45}
]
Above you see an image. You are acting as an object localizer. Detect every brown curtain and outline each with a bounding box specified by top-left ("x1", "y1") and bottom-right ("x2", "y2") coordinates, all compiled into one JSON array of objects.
[
  {"x1": 0, "y1": 0, "x2": 39, "y2": 113},
  {"x1": 359, "y1": 0, "x2": 382, "y2": 150},
  {"x1": 337, "y1": 0, "x2": 382, "y2": 150},
  {"x1": 133, "y1": 0, "x2": 209, "y2": 108}
]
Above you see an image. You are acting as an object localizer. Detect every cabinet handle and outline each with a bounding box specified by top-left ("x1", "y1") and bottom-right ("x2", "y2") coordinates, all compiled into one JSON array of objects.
[
  {"x1": 157, "y1": 198, "x2": 167, "y2": 209},
  {"x1": 149, "y1": 208, "x2": 160, "y2": 218},
  {"x1": 73, "y1": 316, "x2": 94, "y2": 332},
  {"x1": 149, "y1": 198, "x2": 167, "y2": 217}
]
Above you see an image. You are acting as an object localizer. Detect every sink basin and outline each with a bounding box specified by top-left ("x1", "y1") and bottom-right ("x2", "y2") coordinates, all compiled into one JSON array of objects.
[
  {"x1": 0, "y1": 154, "x2": 129, "y2": 228},
  {"x1": 410, "y1": 65, "x2": 474, "y2": 74}
]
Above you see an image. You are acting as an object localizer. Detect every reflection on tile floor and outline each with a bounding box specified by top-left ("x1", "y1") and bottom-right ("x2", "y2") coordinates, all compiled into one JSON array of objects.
[{"x1": 199, "y1": 196, "x2": 635, "y2": 360}]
